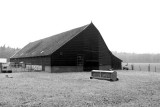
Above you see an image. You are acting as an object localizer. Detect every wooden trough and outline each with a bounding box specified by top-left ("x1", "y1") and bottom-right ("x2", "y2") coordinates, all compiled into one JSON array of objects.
[{"x1": 90, "y1": 70, "x2": 118, "y2": 81}]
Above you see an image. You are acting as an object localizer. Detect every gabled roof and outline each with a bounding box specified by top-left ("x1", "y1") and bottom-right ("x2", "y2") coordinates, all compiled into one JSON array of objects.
[{"x1": 11, "y1": 24, "x2": 89, "y2": 58}]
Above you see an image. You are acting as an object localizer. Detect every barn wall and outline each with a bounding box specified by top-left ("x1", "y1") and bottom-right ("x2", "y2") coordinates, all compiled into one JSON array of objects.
[
  {"x1": 50, "y1": 23, "x2": 118, "y2": 71},
  {"x1": 99, "y1": 65, "x2": 112, "y2": 70},
  {"x1": 10, "y1": 56, "x2": 51, "y2": 71},
  {"x1": 90, "y1": 24, "x2": 122, "y2": 70},
  {"x1": 111, "y1": 55, "x2": 122, "y2": 70},
  {"x1": 82, "y1": 24, "x2": 99, "y2": 71},
  {"x1": 90, "y1": 24, "x2": 112, "y2": 67},
  {"x1": 51, "y1": 29, "x2": 84, "y2": 66},
  {"x1": 51, "y1": 24, "x2": 99, "y2": 71},
  {"x1": 51, "y1": 66, "x2": 83, "y2": 72},
  {"x1": 98, "y1": 35, "x2": 112, "y2": 66},
  {"x1": 10, "y1": 56, "x2": 51, "y2": 66}
]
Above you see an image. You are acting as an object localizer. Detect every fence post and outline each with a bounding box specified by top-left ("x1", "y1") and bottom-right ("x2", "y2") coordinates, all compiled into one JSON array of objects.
[
  {"x1": 131, "y1": 64, "x2": 134, "y2": 70},
  {"x1": 139, "y1": 65, "x2": 141, "y2": 71},
  {"x1": 148, "y1": 64, "x2": 150, "y2": 72}
]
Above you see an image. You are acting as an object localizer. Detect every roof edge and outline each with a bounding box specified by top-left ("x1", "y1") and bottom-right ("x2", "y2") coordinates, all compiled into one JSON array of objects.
[{"x1": 48, "y1": 23, "x2": 91, "y2": 55}]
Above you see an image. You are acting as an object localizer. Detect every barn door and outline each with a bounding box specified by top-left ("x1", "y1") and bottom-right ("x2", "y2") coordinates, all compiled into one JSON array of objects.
[
  {"x1": 77, "y1": 55, "x2": 84, "y2": 71},
  {"x1": 84, "y1": 61, "x2": 99, "y2": 71}
]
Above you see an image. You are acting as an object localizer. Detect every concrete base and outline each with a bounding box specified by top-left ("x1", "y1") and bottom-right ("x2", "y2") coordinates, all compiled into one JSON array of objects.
[
  {"x1": 45, "y1": 66, "x2": 51, "y2": 73},
  {"x1": 11, "y1": 66, "x2": 84, "y2": 73},
  {"x1": 51, "y1": 66, "x2": 83, "y2": 73}
]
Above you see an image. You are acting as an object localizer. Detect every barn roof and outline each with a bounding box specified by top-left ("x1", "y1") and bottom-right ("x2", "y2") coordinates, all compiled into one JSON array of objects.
[{"x1": 11, "y1": 24, "x2": 89, "y2": 58}]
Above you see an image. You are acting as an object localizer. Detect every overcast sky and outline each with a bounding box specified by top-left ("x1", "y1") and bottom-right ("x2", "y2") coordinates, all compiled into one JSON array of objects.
[{"x1": 0, "y1": 0, "x2": 160, "y2": 54}]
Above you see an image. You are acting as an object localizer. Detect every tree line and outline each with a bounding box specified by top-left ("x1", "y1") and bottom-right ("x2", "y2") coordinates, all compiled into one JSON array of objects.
[
  {"x1": 0, "y1": 45, "x2": 20, "y2": 61},
  {"x1": 0, "y1": 46, "x2": 160, "y2": 63},
  {"x1": 112, "y1": 51, "x2": 160, "y2": 63}
]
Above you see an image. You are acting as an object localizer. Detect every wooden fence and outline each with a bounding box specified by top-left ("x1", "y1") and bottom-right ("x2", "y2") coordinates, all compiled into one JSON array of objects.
[{"x1": 122, "y1": 63, "x2": 160, "y2": 72}]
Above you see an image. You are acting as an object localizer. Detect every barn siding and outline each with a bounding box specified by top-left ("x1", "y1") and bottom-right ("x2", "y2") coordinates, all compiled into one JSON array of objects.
[
  {"x1": 91, "y1": 24, "x2": 121, "y2": 69},
  {"x1": 10, "y1": 56, "x2": 51, "y2": 71},
  {"x1": 111, "y1": 55, "x2": 122, "y2": 69},
  {"x1": 51, "y1": 66, "x2": 83, "y2": 73},
  {"x1": 98, "y1": 35, "x2": 112, "y2": 66},
  {"x1": 11, "y1": 56, "x2": 51, "y2": 66},
  {"x1": 81, "y1": 24, "x2": 99, "y2": 71},
  {"x1": 90, "y1": 24, "x2": 112, "y2": 66}
]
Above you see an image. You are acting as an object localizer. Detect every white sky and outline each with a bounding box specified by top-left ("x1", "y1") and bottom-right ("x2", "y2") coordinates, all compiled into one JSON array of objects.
[{"x1": 0, "y1": 0, "x2": 160, "y2": 54}]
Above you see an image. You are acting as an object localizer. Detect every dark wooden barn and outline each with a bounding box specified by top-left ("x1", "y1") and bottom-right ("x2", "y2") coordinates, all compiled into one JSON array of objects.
[{"x1": 10, "y1": 23, "x2": 122, "y2": 72}]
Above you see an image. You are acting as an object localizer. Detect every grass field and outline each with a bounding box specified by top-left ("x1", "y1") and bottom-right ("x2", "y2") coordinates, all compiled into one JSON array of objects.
[{"x1": 0, "y1": 71, "x2": 160, "y2": 107}]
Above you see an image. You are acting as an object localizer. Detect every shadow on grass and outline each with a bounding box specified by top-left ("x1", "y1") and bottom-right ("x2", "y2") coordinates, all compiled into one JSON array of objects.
[{"x1": 90, "y1": 77, "x2": 119, "y2": 82}]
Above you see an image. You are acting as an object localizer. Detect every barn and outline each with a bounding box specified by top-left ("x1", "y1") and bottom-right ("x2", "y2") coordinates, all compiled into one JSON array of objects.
[{"x1": 10, "y1": 23, "x2": 122, "y2": 72}]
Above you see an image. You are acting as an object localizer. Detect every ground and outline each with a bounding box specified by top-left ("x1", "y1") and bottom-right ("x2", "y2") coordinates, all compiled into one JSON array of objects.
[{"x1": 0, "y1": 71, "x2": 160, "y2": 107}]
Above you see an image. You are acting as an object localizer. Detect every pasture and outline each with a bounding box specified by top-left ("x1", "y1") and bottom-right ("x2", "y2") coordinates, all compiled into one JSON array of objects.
[
  {"x1": 122, "y1": 63, "x2": 160, "y2": 72},
  {"x1": 0, "y1": 71, "x2": 160, "y2": 107}
]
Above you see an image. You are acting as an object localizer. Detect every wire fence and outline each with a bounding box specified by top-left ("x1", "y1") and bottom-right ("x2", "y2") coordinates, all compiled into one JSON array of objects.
[{"x1": 122, "y1": 63, "x2": 160, "y2": 72}]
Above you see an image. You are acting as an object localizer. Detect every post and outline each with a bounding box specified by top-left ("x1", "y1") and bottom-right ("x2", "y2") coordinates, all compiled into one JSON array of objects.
[
  {"x1": 131, "y1": 64, "x2": 134, "y2": 70},
  {"x1": 139, "y1": 65, "x2": 141, "y2": 71},
  {"x1": 148, "y1": 64, "x2": 150, "y2": 72},
  {"x1": 155, "y1": 66, "x2": 156, "y2": 72}
]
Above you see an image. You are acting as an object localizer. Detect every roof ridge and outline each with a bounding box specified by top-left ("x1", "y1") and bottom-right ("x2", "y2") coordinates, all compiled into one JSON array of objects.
[{"x1": 29, "y1": 24, "x2": 90, "y2": 44}]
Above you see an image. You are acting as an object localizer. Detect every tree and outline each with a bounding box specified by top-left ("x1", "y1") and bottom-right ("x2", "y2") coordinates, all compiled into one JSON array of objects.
[{"x1": 0, "y1": 45, "x2": 20, "y2": 61}]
